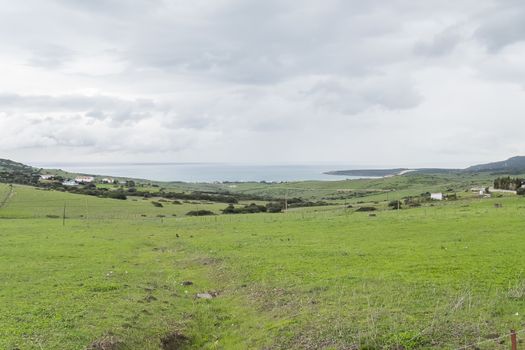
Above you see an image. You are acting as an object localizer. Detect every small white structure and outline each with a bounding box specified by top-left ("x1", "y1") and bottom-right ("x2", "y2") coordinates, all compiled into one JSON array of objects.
[
  {"x1": 40, "y1": 174, "x2": 54, "y2": 180},
  {"x1": 430, "y1": 193, "x2": 443, "y2": 200},
  {"x1": 62, "y1": 180, "x2": 78, "y2": 186},
  {"x1": 75, "y1": 176, "x2": 95, "y2": 183},
  {"x1": 101, "y1": 178, "x2": 114, "y2": 184}
]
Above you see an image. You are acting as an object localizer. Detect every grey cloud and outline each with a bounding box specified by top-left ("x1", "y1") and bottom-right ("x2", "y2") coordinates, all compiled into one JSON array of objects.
[
  {"x1": 2, "y1": 0, "x2": 525, "y2": 164},
  {"x1": 474, "y1": 3, "x2": 525, "y2": 51},
  {"x1": 0, "y1": 93, "x2": 159, "y2": 123},
  {"x1": 122, "y1": 0, "x2": 414, "y2": 85},
  {"x1": 305, "y1": 75, "x2": 422, "y2": 115},
  {"x1": 28, "y1": 44, "x2": 75, "y2": 68},
  {"x1": 414, "y1": 30, "x2": 462, "y2": 57},
  {"x1": 53, "y1": 0, "x2": 163, "y2": 16}
]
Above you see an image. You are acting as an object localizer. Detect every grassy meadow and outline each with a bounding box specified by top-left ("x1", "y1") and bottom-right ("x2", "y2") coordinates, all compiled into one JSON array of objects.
[{"x1": 2, "y1": 181, "x2": 525, "y2": 349}]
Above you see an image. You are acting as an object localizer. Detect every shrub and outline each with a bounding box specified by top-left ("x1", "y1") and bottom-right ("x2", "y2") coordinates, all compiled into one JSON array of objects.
[
  {"x1": 266, "y1": 202, "x2": 283, "y2": 213},
  {"x1": 355, "y1": 206, "x2": 377, "y2": 212},
  {"x1": 106, "y1": 192, "x2": 127, "y2": 200},
  {"x1": 222, "y1": 203, "x2": 267, "y2": 214},
  {"x1": 186, "y1": 210, "x2": 215, "y2": 216},
  {"x1": 151, "y1": 201, "x2": 163, "y2": 208},
  {"x1": 388, "y1": 200, "x2": 402, "y2": 209}
]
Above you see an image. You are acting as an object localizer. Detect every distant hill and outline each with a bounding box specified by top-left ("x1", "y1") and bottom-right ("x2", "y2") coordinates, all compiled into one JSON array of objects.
[
  {"x1": 0, "y1": 159, "x2": 36, "y2": 173},
  {"x1": 0, "y1": 158, "x2": 40, "y2": 185},
  {"x1": 326, "y1": 156, "x2": 525, "y2": 177},
  {"x1": 464, "y1": 156, "x2": 525, "y2": 173}
]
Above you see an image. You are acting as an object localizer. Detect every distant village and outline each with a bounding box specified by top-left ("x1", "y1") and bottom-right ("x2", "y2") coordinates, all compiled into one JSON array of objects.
[{"x1": 39, "y1": 174, "x2": 126, "y2": 187}]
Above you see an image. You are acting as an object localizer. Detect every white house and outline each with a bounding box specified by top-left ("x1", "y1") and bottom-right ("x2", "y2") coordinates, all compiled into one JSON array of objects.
[
  {"x1": 101, "y1": 178, "x2": 114, "y2": 184},
  {"x1": 62, "y1": 180, "x2": 78, "y2": 186},
  {"x1": 40, "y1": 174, "x2": 54, "y2": 180},
  {"x1": 75, "y1": 176, "x2": 95, "y2": 183},
  {"x1": 430, "y1": 193, "x2": 443, "y2": 200}
]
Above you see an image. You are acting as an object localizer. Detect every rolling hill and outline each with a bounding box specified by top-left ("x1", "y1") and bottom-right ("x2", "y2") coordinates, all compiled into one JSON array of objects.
[{"x1": 326, "y1": 156, "x2": 525, "y2": 177}]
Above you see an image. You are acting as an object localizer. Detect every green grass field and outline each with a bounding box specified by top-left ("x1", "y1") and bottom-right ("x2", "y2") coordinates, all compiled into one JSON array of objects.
[{"x1": 2, "y1": 182, "x2": 525, "y2": 349}]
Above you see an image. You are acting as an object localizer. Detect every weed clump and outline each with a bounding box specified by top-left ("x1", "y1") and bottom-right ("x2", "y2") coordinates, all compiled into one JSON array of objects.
[
  {"x1": 355, "y1": 206, "x2": 377, "y2": 212},
  {"x1": 87, "y1": 336, "x2": 123, "y2": 350},
  {"x1": 160, "y1": 332, "x2": 189, "y2": 350},
  {"x1": 186, "y1": 210, "x2": 215, "y2": 216}
]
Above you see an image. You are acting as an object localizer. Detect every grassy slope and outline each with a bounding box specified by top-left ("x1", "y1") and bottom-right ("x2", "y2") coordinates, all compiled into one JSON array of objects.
[
  {"x1": 0, "y1": 185, "x2": 227, "y2": 220},
  {"x1": 2, "y1": 183, "x2": 525, "y2": 349},
  {"x1": 177, "y1": 172, "x2": 501, "y2": 203}
]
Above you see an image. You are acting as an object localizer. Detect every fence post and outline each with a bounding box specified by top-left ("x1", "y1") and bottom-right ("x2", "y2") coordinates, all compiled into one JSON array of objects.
[
  {"x1": 511, "y1": 329, "x2": 517, "y2": 350},
  {"x1": 62, "y1": 202, "x2": 66, "y2": 226}
]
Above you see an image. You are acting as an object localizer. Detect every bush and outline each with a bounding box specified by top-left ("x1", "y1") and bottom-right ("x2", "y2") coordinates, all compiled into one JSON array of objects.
[
  {"x1": 355, "y1": 206, "x2": 377, "y2": 212},
  {"x1": 151, "y1": 201, "x2": 163, "y2": 208},
  {"x1": 517, "y1": 187, "x2": 525, "y2": 195},
  {"x1": 266, "y1": 202, "x2": 283, "y2": 213},
  {"x1": 106, "y1": 192, "x2": 127, "y2": 200},
  {"x1": 222, "y1": 203, "x2": 267, "y2": 214},
  {"x1": 186, "y1": 210, "x2": 215, "y2": 216},
  {"x1": 388, "y1": 200, "x2": 402, "y2": 209}
]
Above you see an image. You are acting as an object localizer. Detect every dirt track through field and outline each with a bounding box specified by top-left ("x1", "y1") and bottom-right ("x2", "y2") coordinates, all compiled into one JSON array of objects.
[{"x1": 0, "y1": 185, "x2": 14, "y2": 209}]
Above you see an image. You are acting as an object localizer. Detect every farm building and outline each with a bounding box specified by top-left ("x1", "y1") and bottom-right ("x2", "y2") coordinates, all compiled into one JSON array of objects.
[
  {"x1": 101, "y1": 178, "x2": 114, "y2": 184},
  {"x1": 62, "y1": 180, "x2": 78, "y2": 186},
  {"x1": 75, "y1": 176, "x2": 94, "y2": 183},
  {"x1": 430, "y1": 193, "x2": 443, "y2": 200},
  {"x1": 40, "y1": 174, "x2": 54, "y2": 180}
]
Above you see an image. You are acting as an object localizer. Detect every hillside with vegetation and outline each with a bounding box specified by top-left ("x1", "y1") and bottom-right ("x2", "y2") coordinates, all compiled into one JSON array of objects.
[
  {"x1": 326, "y1": 155, "x2": 525, "y2": 177},
  {"x1": 0, "y1": 158, "x2": 40, "y2": 185},
  {"x1": 465, "y1": 156, "x2": 525, "y2": 173},
  {"x1": 2, "y1": 180, "x2": 525, "y2": 349},
  {"x1": 2, "y1": 158, "x2": 525, "y2": 349}
]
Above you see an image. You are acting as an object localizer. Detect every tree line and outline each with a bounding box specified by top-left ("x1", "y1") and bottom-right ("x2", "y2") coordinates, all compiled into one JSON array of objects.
[{"x1": 493, "y1": 176, "x2": 523, "y2": 191}]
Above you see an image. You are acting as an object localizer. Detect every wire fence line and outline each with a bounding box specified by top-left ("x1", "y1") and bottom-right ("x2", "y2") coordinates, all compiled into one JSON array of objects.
[{"x1": 454, "y1": 328, "x2": 524, "y2": 350}]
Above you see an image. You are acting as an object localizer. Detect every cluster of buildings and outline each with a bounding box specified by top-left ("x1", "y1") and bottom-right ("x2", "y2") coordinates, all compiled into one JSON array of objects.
[
  {"x1": 61, "y1": 176, "x2": 96, "y2": 187},
  {"x1": 431, "y1": 188, "x2": 492, "y2": 201},
  {"x1": 40, "y1": 174, "x2": 119, "y2": 187}
]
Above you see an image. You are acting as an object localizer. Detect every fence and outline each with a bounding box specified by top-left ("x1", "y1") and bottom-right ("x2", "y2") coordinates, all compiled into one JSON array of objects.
[{"x1": 455, "y1": 329, "x2": 522, "y2": 349}]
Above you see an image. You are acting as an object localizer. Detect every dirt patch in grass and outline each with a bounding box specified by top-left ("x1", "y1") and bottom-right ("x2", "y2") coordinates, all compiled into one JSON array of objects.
[
  {"x1": 160, "y1": 332, "x2": 189, "y2": 350},
  {"x1": 195, "y1": 256, "x2": 221, "y2": 266},
  {"x1": 87, "y1": 336, "x2": 123, "y2": 350}
]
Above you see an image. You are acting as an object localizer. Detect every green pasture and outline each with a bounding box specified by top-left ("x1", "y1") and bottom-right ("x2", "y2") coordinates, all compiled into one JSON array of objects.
[{"x1": 2, "y1": 183, "x2": 525, "y2": 349}]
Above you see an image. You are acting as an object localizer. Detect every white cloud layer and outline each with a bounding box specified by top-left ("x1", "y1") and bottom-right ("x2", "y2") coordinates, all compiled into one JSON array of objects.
[{"x1": 1, "y1": 0, "x2": 525, "y2": 167}]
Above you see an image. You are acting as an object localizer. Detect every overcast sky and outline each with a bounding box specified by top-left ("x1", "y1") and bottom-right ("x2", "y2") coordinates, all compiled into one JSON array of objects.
[{"x1": 1, "y1": 0, "x2": 525, "y2": 167}]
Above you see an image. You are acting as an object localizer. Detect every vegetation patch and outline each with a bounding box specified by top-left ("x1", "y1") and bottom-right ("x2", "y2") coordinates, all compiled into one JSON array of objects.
[
  {"x1": 87, "y1": 336, "x2": 123, "y2": 350},
  {"x1": 355, "y1": 206, "x2": 377, "y2": 212},
  {"x1": 160, "y1": 332, "x2": 190, "y2": 350},
  {"x1": 186, "y1": 210, "x2": 215, "y2": 216}
]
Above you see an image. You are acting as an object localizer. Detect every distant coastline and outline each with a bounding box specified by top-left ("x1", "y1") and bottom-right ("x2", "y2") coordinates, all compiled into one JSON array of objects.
[
  {"x1": 324, "y1": 168, "x2": 410, "y2": 177},
  {"x1": 30, "y1": 162, "x2": 376, "y2": 183}
]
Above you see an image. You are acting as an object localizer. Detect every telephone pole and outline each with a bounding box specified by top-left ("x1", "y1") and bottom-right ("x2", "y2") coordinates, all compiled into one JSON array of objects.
[{"x1": 62, "y1": 202, "x2": 66, "y2": 226}]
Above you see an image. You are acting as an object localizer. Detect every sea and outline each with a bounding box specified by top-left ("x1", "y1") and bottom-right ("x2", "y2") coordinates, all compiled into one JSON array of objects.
[{"x1": 30, "y1": 162, "x2": 368, "y2": 183}]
